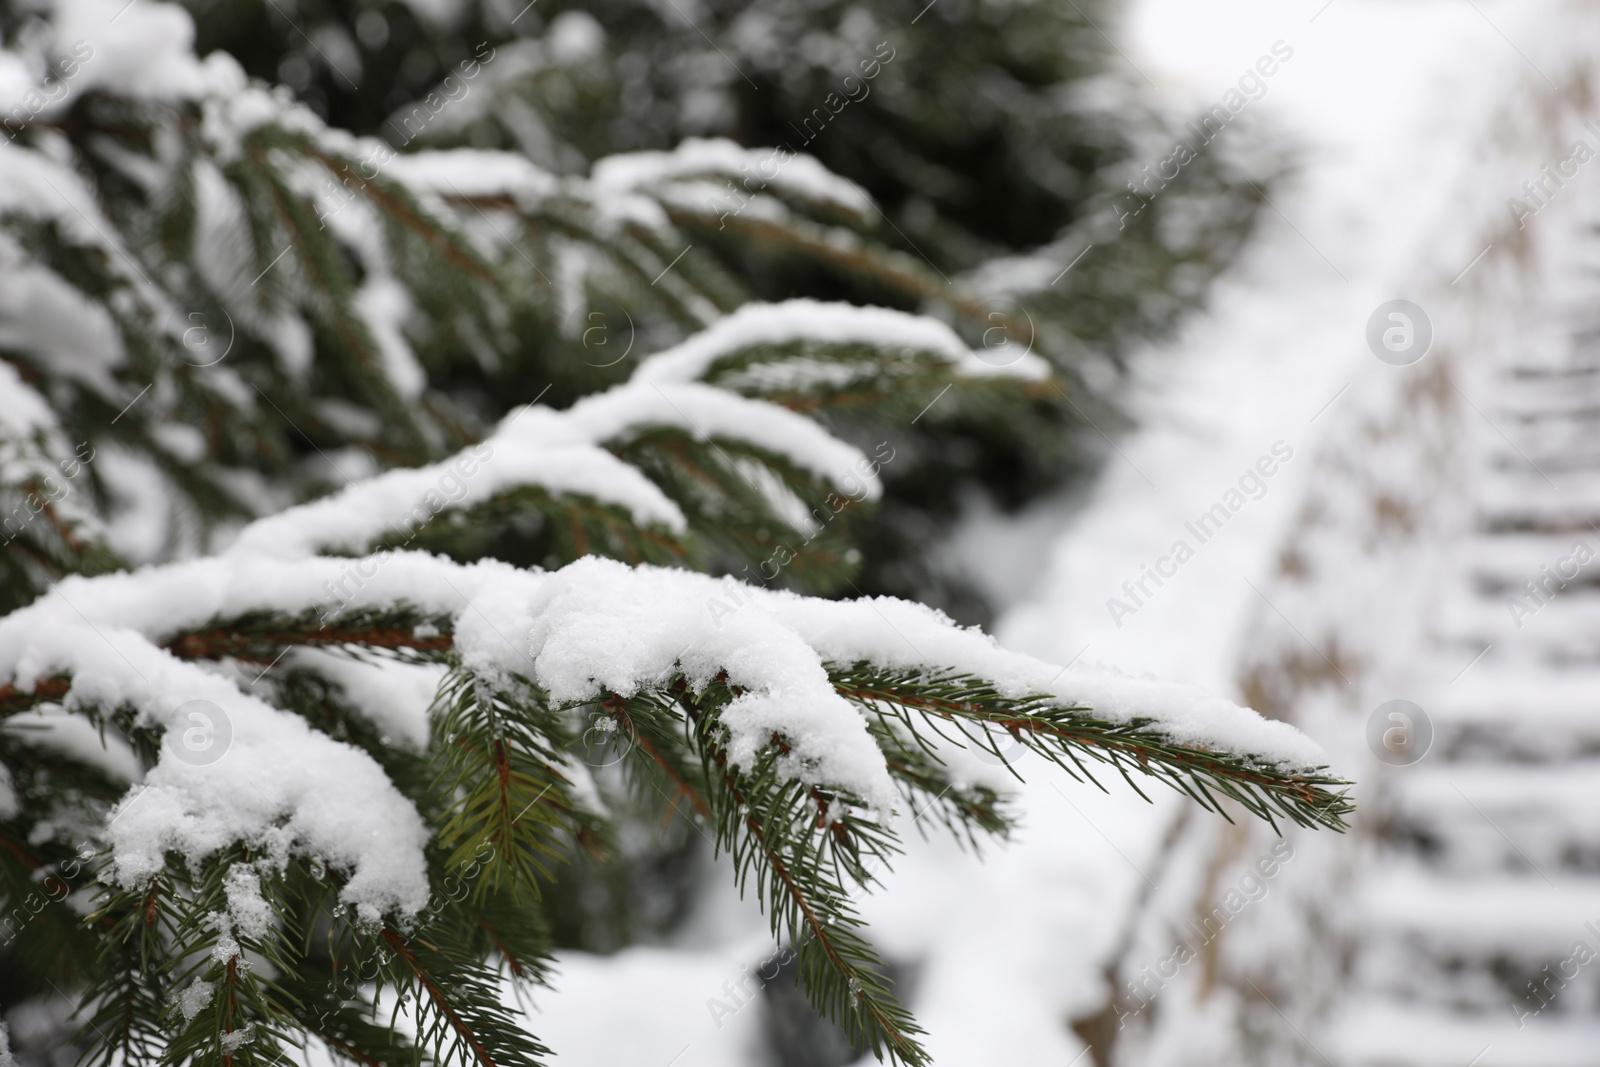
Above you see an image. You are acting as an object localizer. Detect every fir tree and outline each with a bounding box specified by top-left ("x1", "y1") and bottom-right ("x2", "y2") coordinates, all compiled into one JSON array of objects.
[{"x1": 0, "y1": 2, "x2": 1336, "y2": 1064}]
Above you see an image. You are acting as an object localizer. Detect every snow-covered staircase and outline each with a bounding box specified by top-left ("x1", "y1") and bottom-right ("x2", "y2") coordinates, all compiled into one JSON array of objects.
[
  {"x1": 1324, "y1": 326, "x2": 1600, "y2": 1066},
  {"x1": 1098, "y1": 13, "x2": 1600, "y2": 1062}
]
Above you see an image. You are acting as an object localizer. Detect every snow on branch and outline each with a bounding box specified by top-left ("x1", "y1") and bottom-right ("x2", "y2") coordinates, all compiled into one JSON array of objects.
[
  {"x1": 505, "y1": 559, "x2": 1345, "y2": 828},
  {"x1": 591, "y1": 137, "x2": 877, "y2": 224},
  {"x1": 0, "y1": 614, "x2": 433, "y2": 921},
  {"x1": 0, "y1": 549, "x2": 1344, "y2": 928},
  {"x1": 52, "y1": 0, "x2": 240, "y2": 102},
  {"x1": 772, "y1": 587, "x2": 1328, "y2": 770},
  {"x1": 9, "y1": 552, "x2": 1338, "y2": 804},
  {"x1": 228, "y1": 379, "x2": 880, "y2": 560},
  {"x1": 227, "y1": 436, "x2": 685, "y2": 559},
  {"x1": 631, "y1": 298, "x2": 1052, "y2": 387},
  {"x1": 387, "y1": 144, "x2": 670, "y2": 239},
  {"x1": 0, "y1": 553, "x2": 515, "y2": 924},
  {"x1": 385, "y1": 148, "x2": 562, "y2": 207}
]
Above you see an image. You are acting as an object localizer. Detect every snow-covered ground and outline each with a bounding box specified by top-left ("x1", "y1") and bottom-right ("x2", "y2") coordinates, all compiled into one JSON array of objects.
[{"x1": 524, "y1": 3, "x2": 1545, "y2": 1064}]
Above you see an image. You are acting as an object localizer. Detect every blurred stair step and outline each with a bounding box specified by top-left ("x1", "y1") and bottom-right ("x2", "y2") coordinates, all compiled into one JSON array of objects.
[{"x1": 1331, "y1": 1001, "x2": 1600, "y2": 1067}]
